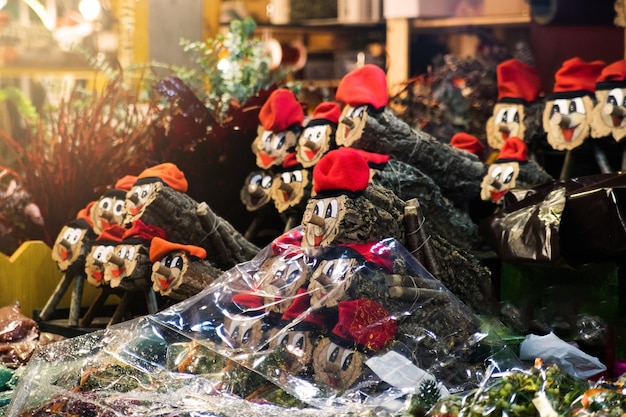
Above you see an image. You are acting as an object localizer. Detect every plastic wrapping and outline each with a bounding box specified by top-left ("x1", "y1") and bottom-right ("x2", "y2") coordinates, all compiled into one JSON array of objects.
[
  {"x1": 7, "y1": 233, "x2": 509, "y2": 415},
  {"x1": 484, "y1": 173, "x2": 626, "y2": 264}
]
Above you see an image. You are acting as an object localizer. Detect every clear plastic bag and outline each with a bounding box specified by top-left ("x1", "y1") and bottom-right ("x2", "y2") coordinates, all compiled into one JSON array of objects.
[{"x1": 7, "y1": 233, "x2": 510, "y2": 415}]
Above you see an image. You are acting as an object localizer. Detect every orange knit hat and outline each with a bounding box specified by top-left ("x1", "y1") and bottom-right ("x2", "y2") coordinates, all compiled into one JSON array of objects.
[
  {"x1": 137, "y1": 163, "x2": 188, "y2": 192},
  {"x1": 115, "y1": 175, "x2": 139, "y2": 192},
  {"x1": 149, "y1": 236, "x2": 207, "y2": 262}
]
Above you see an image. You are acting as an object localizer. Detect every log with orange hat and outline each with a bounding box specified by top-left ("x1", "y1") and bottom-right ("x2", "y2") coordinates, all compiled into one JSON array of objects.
[
  {"x1": 333, "y1": 64, "x2": 487, "y2": 207},
  {"x1": 124, "y1": 162, "x2": 259, "y2": 270},
  {"x1": 149, "y1": 236, "x2": 222, "y2": 300}
]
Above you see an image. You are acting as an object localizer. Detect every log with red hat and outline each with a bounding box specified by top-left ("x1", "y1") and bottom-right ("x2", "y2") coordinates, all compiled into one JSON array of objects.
[
  {"x1": 252, "y1": 88, "x2": 304, "y2": 170},
  {"x1": 486, "y1": 59, "x2": 544, "y2": 151},
  {"x1": 270, "y1": 152, "x2": 313, "y2": 222},
  {"x1": 543, "y1": 57, "x2": 605, "y2": 151},
  {"x1": 591, "y1": 59, "x2": 626, "y2": 141}
]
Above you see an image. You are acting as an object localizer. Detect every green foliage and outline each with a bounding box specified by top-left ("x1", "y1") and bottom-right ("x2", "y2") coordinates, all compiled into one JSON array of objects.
[
  {"x1": 177, "y1": 18, "x2": 288, "y2": 122},
  {"x1": 0, "y1": 87, "x2": 38, "y2": 123}
]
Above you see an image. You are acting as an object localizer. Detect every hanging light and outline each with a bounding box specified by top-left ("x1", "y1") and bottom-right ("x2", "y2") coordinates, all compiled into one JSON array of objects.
[
  {"x1": 0, "y1": 0, "x2": 7, "y2": 10},
  {"x1": 78, "y1": 0, "x2": 101, "y2": 21}
]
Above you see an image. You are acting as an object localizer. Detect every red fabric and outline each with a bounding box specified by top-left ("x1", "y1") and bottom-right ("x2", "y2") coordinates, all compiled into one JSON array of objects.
[
  {"x1": 332, "y1": 299, "x2": 396, "y2": 351},
  {"x1": 313, "y1": 148, "x2": 370, "y2": 193},
  {"x1": 597, "y1": 59, "x2": 626, "y2": 84},
  {"x1": 232, "y1": 292, "x2": 265, "y2": 309},
  {"x1": 351, "y1": 149, "x2": 390, "y2": 167},
  {"x1": 271, "y1": 228, "x2": 304, "y2": 255},
  {"x1": 553, "y1": 57, "x2": 605, "y2": 93},
  {"x1": 336, "y1": 64, "x2": 388, "y2": 109},
  {"x1": 498, "y1": 136, "x2": 528, "y2": 162},
  {"x1": 280, "y1": 288, "x2": 327, "y2": 328},
  {"x1": 496, "y1": 59, "x2": 541, "y2": 102},
  {"x1": 343, "y1": 241, "x2": 394, "y2": 272},
  {"x1": 138, "y1": 162, "x2": 188, "y2": 192},
  {"x1": 149, "y1": 236, "x2": 207, "y2": 262},
  {"x1": 282, "y1": 152, "x2": 299, "y2": 169},
  {"x1": 122, "y1": 219, "x2": 168, "y2": 242},
  {"x1": 96, "y1": 224, "x2": 126, "y2": 242},
  {"x1": 311, "y1": 101, "x2": 341, "y2": 123},
  {"x1": 259, "y1": 88, "x2": 304, "y2": 131},
  {"x1": 114, "y1": 175, "x2": 138, "y2": 192},
  {"x1": 75, "y1": 201, "x2": 96, "y2": 227},
  {"x1": 450, "y1": 132, "x2": 485, "y2": 157}
]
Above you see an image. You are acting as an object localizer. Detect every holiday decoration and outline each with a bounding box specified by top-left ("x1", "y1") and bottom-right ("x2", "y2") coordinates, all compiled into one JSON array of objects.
[
  {"x1": 591, "y1": 59, "x2": 626, "y2": 141},
  {"x1": 295, "y1": 101, "x2": 341, "y2": 168},
  {"x1": 486, "y1": 59, "x2": 542, "y2": 150}
]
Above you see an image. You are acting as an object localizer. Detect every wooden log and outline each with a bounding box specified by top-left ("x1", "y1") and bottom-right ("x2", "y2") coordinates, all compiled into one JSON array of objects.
[
  {"x1": 125, "y1": 183, "x2": 259, "y2": 270},
  {"x1": 375, "y1": 159, "x2": 482, "y2": 251},
  {"x1": 340, "y1": 108, "x2": 488, "y2": 206},
  {"x1": 104, "y1": 242, "x2": 152, "y2": 292}
]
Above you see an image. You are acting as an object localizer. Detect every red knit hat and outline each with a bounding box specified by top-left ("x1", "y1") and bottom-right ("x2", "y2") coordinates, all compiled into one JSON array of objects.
[
  {"x1": 336, "y1": 64, "x2": 388, "y2": 110},
  {"x1": 450, "y1": 132, "x2": 485, "y2": 157},
  {"x1": 138, "y1": 163, "x2": 188, "y2": 192},
  {"x1": 259, "y1": 88, "x2": 304, "y2": 131},
  {"x1": 280, "y1": 288, "x2": 328, "y2": 329},
  {"x1": 149, "y1": 236, "x2": 207, "y2": 262},
  {"x1": 596, "y1": 59, "x2": 626, "y2": 90},
  {"x1": 496, "y1": 59, "x2": 541, "y2": 103},
  {"x1": 351, "y1": 149, "x2": 390, "y2": 170},
  {"x1": 115, "y1": 175, "x2": 138, "y2": 192},
  {"x1": 331, "y1": 299, "x2": 396, "y2": 351},
  {"x1": 552, "y1": 57, "x2": 605, "y2": 95},
  {"x1": 313, "y1": 148, "x2": 370, "y2": 194},
  {"x1": 497, "y1": 136, "x2": 528, "y2": 162},
  {"x1": 309, "y1": 101, "x2": 341, "y2": 125}
]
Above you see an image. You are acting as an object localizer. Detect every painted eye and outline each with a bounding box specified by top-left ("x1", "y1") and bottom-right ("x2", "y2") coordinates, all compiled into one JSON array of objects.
[
  {"x1": 292, "y1": 171, "x2": 302, "y2": 182},
  {"x1": 552, "y1": 99, "x2": 568, "y2": 115},
  {"x1": 262, "y1": 131, "x2": 273, "y2": 151},
  {"x1": 261, "y1": 175, "x2": 273, "y2": 189},
  {"x1": 608, "y1": 88, "x2": 624, "y2": 108},
  {"x1": 329, "y1": 345, "x2": 339, "y2": 363},
  {"x1": 126, "y1": 246, "x2": 136, "y2": 260},
  {"x1": 113, "y1": 200, "x2": 125, "y2": 216},
  {"x1": 273, "y1": 132, "x2": 286, "y2": 150},
  {"x1": 354, "y1": 106, "x2": 366, "y2": 118},
  {"x1": 242, "y1": 327, "x2": 252, "y2": 344},
  {"x1": 231, "y1": 326, "x2": 240, "y2": 340},
  {"x1": 325, "y1": 199, "x2": 338, "y2": 218},
  {"x1": 281, "y1": 172, "x2": 292, "y2": 183},
  {"x1": 140, "y1": 184, "x2": 151, "y2": 199},
  {"x1": 94, "y1": 246, "x2": 110, "y2": 262},
  {"x1": 512, "y1": 110, "x2": 520, "y2": 123},
  {"x1": 570, "y1": 97, "x2": 585, "y2": 115},
  {"x1": 63, "y1": 227, "x2": 80, "y2": 244},
  {"x1": 250, "y1": 173, "x2": 262, "y2": 185},
  {"x1": 314, "y1": 200, "x2": 324, "y2": 216},
  {"x1": 116, "y1": 246, "x2": 127, "y2": 258},
  {"x1": 495, "y1": 108, "x2": 508, "y2": 124},
  {"x1": 293, "y1": 333, "x2": 305, "y2": 350},
  {"x1": 98, "y1": 197, "x2": 112, "y2": 210},
  {"x1": 171, "y1": 255, "x2": 184, "y2": 269},
  {"x1": 323, "y1": 261, "x2": 335, "y2": 277},
  {"x1": 490, "y1": 165, "x2": 503, "y2": 181},
  {"x1": 341, "y1": 351, "x2": 354, "y2": 371},
  {"x1": 502, "y1": 166, "x2": 515, "y2": 185}
]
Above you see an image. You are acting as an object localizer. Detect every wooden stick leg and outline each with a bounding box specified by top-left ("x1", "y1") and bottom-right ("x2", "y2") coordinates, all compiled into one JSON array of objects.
[
  {"x1": 108, "y1": 291, "x2": 132, "y2": 326},
  {"x1": 79, "y1": 288, "x2": 111, "y2": 327},
  {"x1": 283, "y1": 215, "x2": 299, "y2": 233},
  {"x1": 593, "y1": 144, "x2": 612, "y2": 174},
  {"x1": 145, "y1": 289, "x2": 158, "y2": 314},
  {"x1": 68, "y1": 274, "x2": 85, "y2": 327},
  {"x1": 622, "y1": 145, "x2": 626, "y2": 172},
  {"x1": 38, "y1": 273, "x2": 73, "y2": 321},
  {"x1": 559, "y1": 150, "x2": 574, "y2": 180},
  {"x1": 244, "y1": 214, "x2": 263, "y2": 241}
]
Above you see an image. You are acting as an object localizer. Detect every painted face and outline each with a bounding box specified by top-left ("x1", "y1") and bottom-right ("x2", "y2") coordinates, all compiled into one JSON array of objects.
[
  {"x1": 271, "y1": 169, "x2": 310, "y2": 213},
  {"x1": 91, "y1": 193, "x2": 126, "y2": 235},
  {"x1": 543, "y1": 96, "x2": 594, "y2": 150},
  {"x1": 312, "y1": 338, "x2": 363, "y2": 391},
  {"x1": 252, "y1": 126, "x2": 299, "y2": 169},
  {"x1": 240, "y1": 171, "x2": 274, "y2": 211},
  {"x1": 255, "y1": 254, "x2": 311, "y2": 313},
  {"x1": 220, "y1": 314, "x2": 265, "y2": 350},
  {"x1": 52, "y1": 225, "x2": 89, "y2": 271},
  {"x1": 592, "y1": 88, "x2": 626, "y2": 141},
  {"x1": 301, "y1": 195, "x2": 347, "y2": 247},
  {"x1": 336, "y1": 105, "x2": 368, "y2": 147},
  {"x1": 105, "y1": 243, "x2": 141, "y2": 288},
  {"x1": 486, "y1": 103, "x2": 525, "y2": 150},
  {"x1": 269, "y1": 328, "x2": 317, "y2": 374},
  {"x1": 85, "y1": 243, "x2": 115, "y2": 287},
  {"x1": 296, "y1": 124, "x2": 333, "y2": 167},
  {"x1": 480, "y1": 161, "x2": 520, "y2": 204},
  {"x1": 125, "y1": 181, "x2": 162, "y2": 224},
  {"x1": 151, "y1": 250, "x2": 188, "y2": 295},
  {"x1": 308, "y1": 257, "x2": 358, "y2": 308}
]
